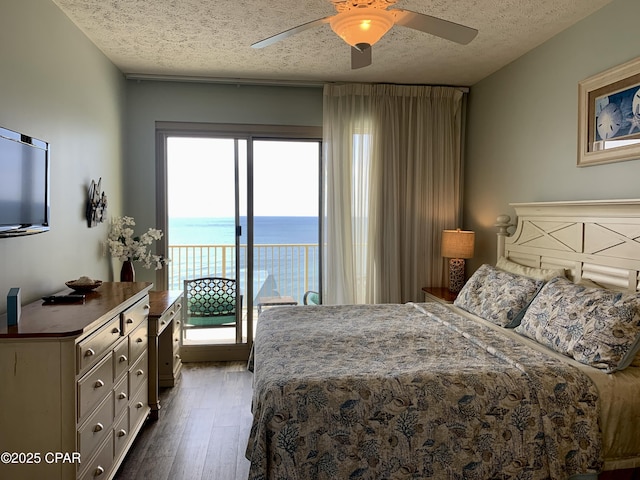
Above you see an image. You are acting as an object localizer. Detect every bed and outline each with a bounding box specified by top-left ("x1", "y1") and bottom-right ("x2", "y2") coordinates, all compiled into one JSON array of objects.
[{"x1": 246, "y1": 199, "x2": 640, "y2": 480}]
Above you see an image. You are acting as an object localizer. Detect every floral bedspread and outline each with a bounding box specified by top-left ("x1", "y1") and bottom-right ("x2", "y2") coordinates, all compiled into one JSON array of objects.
[{"x1": 246, "y1": 302, "x2": 603, "y2": 480}]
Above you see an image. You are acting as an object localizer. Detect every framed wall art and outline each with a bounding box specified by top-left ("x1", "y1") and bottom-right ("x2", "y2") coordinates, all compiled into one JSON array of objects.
[
  {"x1": 86, "y1": 178, "x2": 107, "y2": 227},
  {"x1": 578, "y1": 56, "x2": 640, "y2": 166}
]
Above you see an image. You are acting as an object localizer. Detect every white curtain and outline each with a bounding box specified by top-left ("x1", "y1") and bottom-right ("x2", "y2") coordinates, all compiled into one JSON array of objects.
[{"x1": 323, "y1": 84, "x2": 465, "y2": 305}]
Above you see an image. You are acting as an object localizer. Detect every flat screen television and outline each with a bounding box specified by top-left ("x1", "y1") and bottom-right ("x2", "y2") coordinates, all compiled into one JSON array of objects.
[{"x1": 0, "y1": 126, "x2": 50, "y2": 237}]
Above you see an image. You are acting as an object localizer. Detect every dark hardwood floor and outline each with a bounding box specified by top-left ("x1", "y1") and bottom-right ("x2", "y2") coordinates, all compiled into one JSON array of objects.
[{"x1": 115, "y1": 361, "x2": 252, "y2": 480}]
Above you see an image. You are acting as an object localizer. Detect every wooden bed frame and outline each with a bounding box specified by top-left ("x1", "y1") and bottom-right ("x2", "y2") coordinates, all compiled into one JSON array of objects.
[
  {"x1": 249, "y1": 199, "x2": 640, "y2": 480},
  {"x1": 496, "y1": 199, "x2": 640, "y2": 292},
  {"x1": 496, "y1": 199, "x2": 640, "y2": 480}
]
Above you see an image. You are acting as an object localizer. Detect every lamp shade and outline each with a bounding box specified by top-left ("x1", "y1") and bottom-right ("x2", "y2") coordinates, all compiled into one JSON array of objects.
[
  {"x1": 442, "y1": 229, "x2": 475, "y2": 259},
  {"x1": 329, "y1": 8, "x2": 394, "y2": 47}
]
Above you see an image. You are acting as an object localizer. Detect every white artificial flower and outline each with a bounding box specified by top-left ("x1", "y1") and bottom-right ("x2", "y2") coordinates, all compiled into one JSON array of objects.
[{"x1": 105, "y1": 216, "x2": 170, "y2": 270}]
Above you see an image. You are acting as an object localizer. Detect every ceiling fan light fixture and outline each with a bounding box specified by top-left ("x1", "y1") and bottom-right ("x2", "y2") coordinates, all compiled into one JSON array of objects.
[{"x1": 329, "y1": 8, "x2": 394, "y2": 47}]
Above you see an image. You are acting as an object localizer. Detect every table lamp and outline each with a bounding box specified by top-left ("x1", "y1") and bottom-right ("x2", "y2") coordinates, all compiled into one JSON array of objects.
[{"x1": 442, "y1": 229, "x2": 475, "y2": 293}]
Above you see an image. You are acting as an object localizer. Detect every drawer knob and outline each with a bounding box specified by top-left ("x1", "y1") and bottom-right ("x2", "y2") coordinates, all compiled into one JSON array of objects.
[
  {"x1": 175, "y1": 354, "x2": 181, "y2": 360},
  {"x1": 112, "y1": 327, "x2": 120, "y2": 334},
  {"x1": 135, "y1": 402, "x2": 144, "y2": 409},
  {"x1": 119, "y1": 354, "x2": 128, "y2": 363},
  {"x1": 136, "y1": 369, "x2": 144, "y2": 376},
  {"x1": 144, "y1": 304, "x2": 150, "y2": 310},
  {"x1": 117, "y1": 429, "x2": 127, "y2": 437},
  {"x1": 95, "y1": 465, "x2": 105, "y2": 476},
  {"x1": 161, "y1": 320, "x2": 166, "y2": 326},
  {"x1": 85, "y1": 348, "x2": 95, "y2": 357},
  {"x1": 126, "y1": 318, "x2": 134, "y2": 324},
  {"x1": 136, "y1": 338, "x2": 143, "y2": 343},
  {"x1": 118, "y1": 392, "x2": 127, "y2": 400},
  {"x1": 93, "y1": 422, "x2": 104, "y2": 432},
  {"x1": 94, "y1": 380, "x2": 105, "y2": 389}
]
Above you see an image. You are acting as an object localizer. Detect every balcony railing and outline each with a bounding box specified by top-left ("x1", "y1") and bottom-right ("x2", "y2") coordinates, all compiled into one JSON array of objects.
[{"x1": 167, "y1": 243, "x2": 319, "y2": 306}]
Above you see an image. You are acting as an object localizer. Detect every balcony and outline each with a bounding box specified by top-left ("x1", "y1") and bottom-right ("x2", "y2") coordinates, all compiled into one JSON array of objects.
[{"x1": 167, "y1": 243, "x2": 320, "y2": 344}]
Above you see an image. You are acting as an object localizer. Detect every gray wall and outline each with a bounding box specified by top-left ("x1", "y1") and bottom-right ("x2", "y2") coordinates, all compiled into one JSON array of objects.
[
  {"x1": 0, "y1": 0, "x2": 126, "y2": 311},
  {"x1": 465, "y1": 0, "x2": 640, "y2": 272},
  {"x1": 124, "y1": 80, "x2": 323, "y2": 285}
]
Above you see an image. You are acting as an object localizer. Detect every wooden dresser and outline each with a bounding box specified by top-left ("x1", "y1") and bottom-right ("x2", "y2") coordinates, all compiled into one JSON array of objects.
[
  {"x1": 0, "y1": 282, "x2": 153, "y2": 480},
  {"x1": 147, "y1": 290, "x2": 182, "y2": 420}
]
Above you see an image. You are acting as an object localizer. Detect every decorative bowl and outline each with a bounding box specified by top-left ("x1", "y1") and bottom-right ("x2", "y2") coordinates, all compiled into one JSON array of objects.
[{"x1": 66, "y1": 279, "x2": 103, "y2": 293}]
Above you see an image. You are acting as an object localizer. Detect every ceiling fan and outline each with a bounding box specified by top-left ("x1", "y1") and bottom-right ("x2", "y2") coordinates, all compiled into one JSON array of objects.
[{"x1": 251, "y1": 0, "x2": 478, "y2": 69}]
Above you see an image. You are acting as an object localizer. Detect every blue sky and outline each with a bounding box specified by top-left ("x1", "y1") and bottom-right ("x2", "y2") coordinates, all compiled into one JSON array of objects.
[{"x1": 167, "y1": 137, "x2": 319, "y2": 218}]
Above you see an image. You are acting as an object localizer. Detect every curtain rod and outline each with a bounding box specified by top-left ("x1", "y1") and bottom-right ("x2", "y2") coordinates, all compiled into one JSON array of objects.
[
  {"x1": 125, "y1": 73, "x2": 324, "y2": 88},
  {"x1": 124, "y1": 73, "x2": 469, "y2": 92}
]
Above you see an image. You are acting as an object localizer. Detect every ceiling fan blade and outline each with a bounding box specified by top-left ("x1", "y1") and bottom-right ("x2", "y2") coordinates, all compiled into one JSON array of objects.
[
  {"x1": 252, "y1": 16, "x2": 333, "y2": 49},
  {"x1": 392, "y1": 9, "x2": 478, "y2": 45},
  {"x1": 351, "y1": 43, "x2": 372, "y2": 69}
]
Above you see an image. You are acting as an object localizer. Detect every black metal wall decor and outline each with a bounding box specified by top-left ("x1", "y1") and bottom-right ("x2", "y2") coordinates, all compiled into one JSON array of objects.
[{"x1": 86, "y1": 178, "x2": 107, "y2": 227}]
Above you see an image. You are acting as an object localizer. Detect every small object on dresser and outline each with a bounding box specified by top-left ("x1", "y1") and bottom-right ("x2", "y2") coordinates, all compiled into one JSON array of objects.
[
  {"x1": 42, "y1": 294, "x2": 86, "y2": 304},
  {"x1": 7, "y1": 287, "x2": 21, "y2": 326},
  {"x1": 65, "y1": 276, "x2": 103, "y2": 292}
]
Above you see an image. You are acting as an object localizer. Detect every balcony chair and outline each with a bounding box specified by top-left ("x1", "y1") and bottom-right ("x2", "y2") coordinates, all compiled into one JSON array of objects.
[
  {"x1": 183, "y1": 277, "x2": 241, "y2": 329},
  {"x1": 303, "y1": 290, "x2": 320, "y2": 305}
]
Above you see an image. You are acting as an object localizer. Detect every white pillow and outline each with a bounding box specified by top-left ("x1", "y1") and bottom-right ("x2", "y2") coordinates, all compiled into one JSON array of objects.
[
  {"x1": 454, "y1": 264, "x2": 544, "y2": 328},
  {"x1": 516, "y1": 276, "x2": 640, "y2": 372},
  {"x1": 577, "y1": 278, "x2": 628, "y2": 292},
  {"x1": 576, "y1": 278, "x2": 640, "y2": 368},
  {"x1": 496, "y1": 257, "x2": 565, "y2": 281}
]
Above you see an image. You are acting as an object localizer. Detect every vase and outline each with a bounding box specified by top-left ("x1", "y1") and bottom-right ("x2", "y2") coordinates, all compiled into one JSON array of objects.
[{"x1": 120, "y1": 260, "x2": 135, "y2": 282}]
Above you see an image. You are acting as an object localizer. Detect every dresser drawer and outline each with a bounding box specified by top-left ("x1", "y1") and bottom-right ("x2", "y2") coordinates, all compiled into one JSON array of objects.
[
  {"x1": 78, "y1": 354, "x2": 114, "y2": 421},
  {"x1": 172, "y1": 333, "x2": 181, "y2": 368},
  {"x1": 129, "y1": 321, "x2": 148, "y2": 364},
  {"x1": 159, "y1": 328, "x2": 180, "y2": 375},
  {"x1": 113, "y1": 410, "x2": 130, "y2": 459},
  {"x1": 169, "y1": 296, "x2": 182, "y2": 327},
  {"x1": 173, "y1": 316, "x2": 181, "y2": 338},
  {"x1": 112, "y1": 337, "x2": 129, "y2": 381},
  {"x1": 78, "y1": 433, "x2": 114, "y2": 480},
  {"x1": 77, "y1": 316, "x2": 121, "y2": 374},
  {"x1": 173, "y1": 321, "x2": 180, "y2": 343},
  {"x1": 173, "y1": 326, "x2": 181, "y2": 362},
  {"x1": 173, "y1": 310, "x2": 181, "y2": 333},
  {"x1": 129, "y1": 381, "x2": 149, "y2": 433},
  {"x1": 129, "y1": 350, "x2": 148, "y2": 396},
  {"x1": 173, "y1": 295, "x2": 182, "y2": 315},
  {"x1": 121, "y1": 296, "x2": 150, "y2": 335},
  {"x1": 114, "y1": 375, "x2": 129, "y2": 419},
  {"x1": 157, "y1": 299, "x2": 180, "y2": 334},
  {"x1": 78, "y1": 393, "x2": 114, "y2": 461}
]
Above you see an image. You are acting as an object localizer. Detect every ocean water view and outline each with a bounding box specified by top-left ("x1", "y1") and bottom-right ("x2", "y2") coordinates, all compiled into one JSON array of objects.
[
  {"x1": 168, "y1": 216, "x2": 319, "y2": 245},
  {"x1": 167, "y1": 216, "x2": 320, "y2": 303}
]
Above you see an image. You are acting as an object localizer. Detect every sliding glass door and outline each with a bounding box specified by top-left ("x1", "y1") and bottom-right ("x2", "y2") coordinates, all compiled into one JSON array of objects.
[
  {"x1": 166, "y1": 137, "x2": 245, "y2": 349},
  {"x1": 252, "y1": 140, "x2": 321, "y2": 306},
  {"x1": 156, "y1": 123, "x2": 321, "y2": 362}
]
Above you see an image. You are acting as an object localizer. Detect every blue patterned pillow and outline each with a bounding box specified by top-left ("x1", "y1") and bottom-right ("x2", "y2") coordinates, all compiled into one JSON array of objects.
[
  {"x1": 516, "y1": 276, "x2": 640, "y2": 372},
  {"x1": 454, "y1": 264, "x2": 545, "y2": 328}
]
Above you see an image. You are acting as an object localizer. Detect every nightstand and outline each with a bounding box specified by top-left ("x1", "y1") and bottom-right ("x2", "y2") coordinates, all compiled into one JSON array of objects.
[{"x1": 421, "y1": 286, "x2": 458, "y2": 304}]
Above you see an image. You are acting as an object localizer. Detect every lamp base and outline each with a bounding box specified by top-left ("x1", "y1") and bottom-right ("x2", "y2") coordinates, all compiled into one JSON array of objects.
[{"x1": 448, "y1": 258, "x2": 466, "y2": 293}]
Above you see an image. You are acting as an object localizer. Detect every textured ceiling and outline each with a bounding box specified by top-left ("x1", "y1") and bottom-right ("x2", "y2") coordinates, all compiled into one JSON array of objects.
[{"x1": 51, "y1": 0, "x2": 613, "y2": 86}]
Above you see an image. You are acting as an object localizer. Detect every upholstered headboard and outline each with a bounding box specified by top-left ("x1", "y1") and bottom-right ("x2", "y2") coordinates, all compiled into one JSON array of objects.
[{"x1": 496, "y1": 199, "x2": 640, "y2": 292}]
